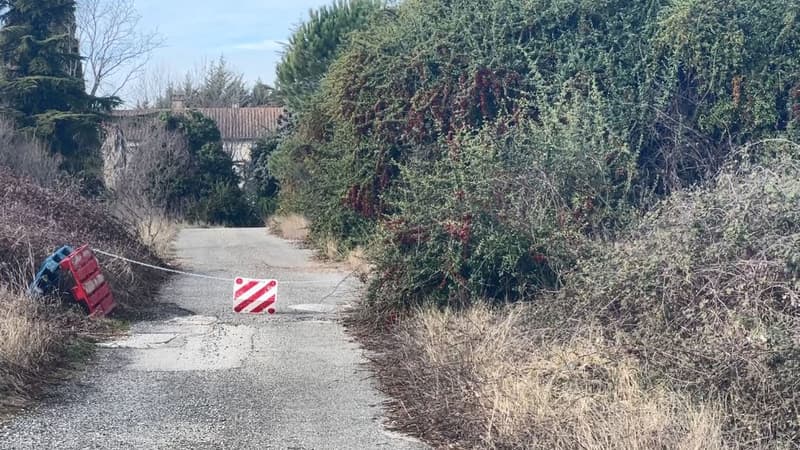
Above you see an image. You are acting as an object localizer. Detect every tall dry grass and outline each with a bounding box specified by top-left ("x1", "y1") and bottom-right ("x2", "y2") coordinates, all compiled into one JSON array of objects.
[
  {"x1": 0, "y1": 287, "x2": 65, "y2": 411},
  {"x1": 0, "y1": 119, "x2": 61, "y2": 188},
  {"x1": 268, "y1": 213, "x2": 310, "y2": 241},
  {"x1": 364, "y1": 305, "x2": 726, "y2": 449}
]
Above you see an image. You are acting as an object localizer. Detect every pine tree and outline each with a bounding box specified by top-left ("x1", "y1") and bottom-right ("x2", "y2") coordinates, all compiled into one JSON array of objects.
[
  {"x1": 276, "y1": 0, "x2": 384, "y2": 112},
  {"x1": 0, "y1": 0, "x2": 117, "y2": 177},
  {"x1": 200, "y1": 56, "x2": 249, "y2": 107},
  {"x1": 251, "y1": 80, "x2": 278, "y2": 106}
]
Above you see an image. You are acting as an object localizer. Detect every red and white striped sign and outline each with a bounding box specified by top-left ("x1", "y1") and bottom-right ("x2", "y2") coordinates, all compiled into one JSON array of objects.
[{"x1": 233, "y1": 278, "x2": 278, "y2": 314}]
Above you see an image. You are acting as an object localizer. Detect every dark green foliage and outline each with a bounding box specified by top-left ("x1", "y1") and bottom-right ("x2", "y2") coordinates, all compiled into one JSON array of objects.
[
  {"x1": 160, "y1": 111, "x2": 257, "y2": 226},
  {"x1": 193, "y1": 182, "x2": 257, "y2": 227},
  {"x1": 369, "y1": 89, "x2": 635, "y2": 309},
  {"x1": 0, "y1": 0, "x2": 117, "y2": 180},
  {"x1": 250, "y1": 80, "x2": 279, "y2": 107},
  {"x1": 640, "y1": 0, "x2": 800, "y2": 194},
  {"x1": 180, "y1": 56, "x2": 249, "y2": 108},
  {"x1": 275, "y1": 0, "x2": 384, "y2": 112},
  {"x1": 268, "y1": 114, "x2": 379, "y2": 247},
  {"x1": 274, "y1": 0, "x2": 800, "y2": 262},
  {"x1": 244, "y1": 135, "x2": 281, "y2": 217}
]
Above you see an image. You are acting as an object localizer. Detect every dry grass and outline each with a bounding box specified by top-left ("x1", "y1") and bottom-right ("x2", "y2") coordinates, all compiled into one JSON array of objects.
[
  {"x1": 361, "y1": 305, "x2": 727, "y2": 449},
  {"x1": 0, "y1": 287, "x2": 66, "y2": 411},
  {"x1": 0, "y1": 169, "x2": 170, "y2": 417},
  {"x1": 268, "y1": 213, "x2": 310, "y2": 241},
  {"x1": 134, "y1": 213, "x2": 178, "y2": 259},
  {"x1": 0, "y1": 119, "x2": 61, "y2": 188},
  {"x1": 346, "y1": 246, "x2": 373, "y2": 277}
]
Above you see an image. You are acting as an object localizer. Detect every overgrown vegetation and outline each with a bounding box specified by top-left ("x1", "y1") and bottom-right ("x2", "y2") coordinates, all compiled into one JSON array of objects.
[
  {"x1": 0, "y1": 0, "x2": 118, "y2": 188},
  {"x1": 104, "y1": 111, "x2": 259, "y2": 228},
  {"x1": 0, "y1": 154, "x2": 168, "y2": 414},
  {"x1": 363, "y1": 305, "x2": 726, "y2": 449},
  {"x1": 275, "y1": 0, "x2": 385, "y2": 113},
  {"x1": 160, "y1": 111, "x2": 258, "y2": 226},
  {"x1": 243, "y1": 135, "x2": 281, "y2": 218},
  {"x1": 271, "y1": 0, "x2": 800, "y2": 447},
  {"x1": 557, "y1": 150, "x2": 800, "y2": 444}
]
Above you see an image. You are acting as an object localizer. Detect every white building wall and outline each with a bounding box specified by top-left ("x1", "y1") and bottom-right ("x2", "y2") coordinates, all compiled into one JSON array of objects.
[{"x1": 223, "y1": 141, "x2": 254, "y2": 163}]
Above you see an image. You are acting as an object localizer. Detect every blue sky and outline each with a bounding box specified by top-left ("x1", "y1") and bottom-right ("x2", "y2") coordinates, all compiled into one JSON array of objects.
[{"x1": 133, "y1": 0, "x2": 333, "y2": 88}]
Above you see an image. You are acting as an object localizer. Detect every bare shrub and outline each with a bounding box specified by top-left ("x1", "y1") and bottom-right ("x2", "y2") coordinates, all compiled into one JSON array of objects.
[
  {"x1": 363, "y1": 305, "x2": 725, "y2": 449},
  {"x1": 0, "y1": 169, "x2": 167, "y2": 309},
  {"x1": 105, "y1": 119, "x2": 189, "y2": 257},
  {"x1": 0, "y1": 119, "x2": 61, "y2": 187},
  {"x1": 559, "y1": 151, "x2": 800, "y2": 445}
]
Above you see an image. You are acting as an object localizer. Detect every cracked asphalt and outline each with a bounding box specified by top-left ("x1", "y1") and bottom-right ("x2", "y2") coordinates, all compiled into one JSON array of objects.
[{"x1": 1, "y1": 228, "x2": 425, "y2": 450}]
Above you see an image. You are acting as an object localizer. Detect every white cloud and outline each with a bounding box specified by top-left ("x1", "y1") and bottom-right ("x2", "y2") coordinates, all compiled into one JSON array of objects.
[{"x1": 231, "y1": 39, "x2": 285, "y2": 52}]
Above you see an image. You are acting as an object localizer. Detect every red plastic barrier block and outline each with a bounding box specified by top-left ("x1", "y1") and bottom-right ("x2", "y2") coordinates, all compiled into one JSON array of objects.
[{"x1": 60, "y1": 245, "x2": 116, "y2": 317}]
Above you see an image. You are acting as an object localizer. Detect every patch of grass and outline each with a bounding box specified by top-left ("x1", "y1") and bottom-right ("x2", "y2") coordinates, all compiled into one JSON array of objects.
[
  {"x1": 359, "y1": 304, "x2": 726, "y2": 449},
  {"x1": 0, "y1": 288, "x2": 66, "y2": 412},
  {"x1": 63, "y1": 339, "x2": 95, "y2": 364},
  {"x1": 268, "y1": 213, "x2": 310, "y2": 241}
]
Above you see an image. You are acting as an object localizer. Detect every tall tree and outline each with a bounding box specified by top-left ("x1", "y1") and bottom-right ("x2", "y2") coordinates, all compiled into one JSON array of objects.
[
  {"x1": 76, "y1": 0, "x2": 165, "y2": 97},
  {"x1": 168, "y1": 56, "x2": 250, "y2": 108},
  {"x1": 0, "y1": 0, "x2": 117, "y2": 176},
  {"x1": 199, "y1": 56, "x2": 249, "y2": 107},
  {"x1": 276, "y1": 0, "x2": 384, "y2": 112}
]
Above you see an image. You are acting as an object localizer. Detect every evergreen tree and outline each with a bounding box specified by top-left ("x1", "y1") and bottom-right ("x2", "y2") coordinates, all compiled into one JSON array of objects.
[
  {"x1": 276, "y1": 0, "x2": 384, "y2": 112},
  {"x1": 200, "y1": 56, "x2": 249, "y2": 107},
  {"x1": 251, "y1": 80, "x2": 278, "y2": 106},
  {"x1": 169, "y1": 56, "x2": 251, "y2": 108},
  {"x1": 0, "y1": 0, "x2": 117, "y2": 176}
]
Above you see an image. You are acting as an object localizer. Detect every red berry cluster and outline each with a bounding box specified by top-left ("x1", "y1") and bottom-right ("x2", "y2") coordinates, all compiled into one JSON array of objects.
[{"x1": 444, "y1": 213, "x2": 473, "y2": 244}]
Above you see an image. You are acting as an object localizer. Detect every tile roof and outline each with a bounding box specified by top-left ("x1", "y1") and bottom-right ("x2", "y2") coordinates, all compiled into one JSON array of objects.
[{"x1": 112, "y1": 107, "x2": 284, "y2": 141}]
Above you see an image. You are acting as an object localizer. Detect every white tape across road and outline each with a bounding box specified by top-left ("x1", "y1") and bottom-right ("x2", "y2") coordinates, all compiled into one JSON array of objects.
[{"x1": 93, "y1": 249, "x2": 354, "y2": 286}]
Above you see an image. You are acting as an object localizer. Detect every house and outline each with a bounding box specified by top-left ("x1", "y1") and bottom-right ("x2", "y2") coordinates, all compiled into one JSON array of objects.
[
  {"x1": 110, "y1": 97, "x2": 284, "y2": 162},
  {"x1": 102, "y1": 98, "x2": 283, "y2": 189}
]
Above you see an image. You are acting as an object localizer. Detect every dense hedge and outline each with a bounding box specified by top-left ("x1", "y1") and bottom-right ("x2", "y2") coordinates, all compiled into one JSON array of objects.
[
  {"x1": 267, "y1": 0, "x2": 800, "y2": 445},
  {"x1": 271, "y1": 0, "x2": 800, "y2": 296}
]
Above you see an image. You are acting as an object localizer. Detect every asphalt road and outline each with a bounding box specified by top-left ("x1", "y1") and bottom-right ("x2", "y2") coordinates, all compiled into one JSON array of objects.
[{"x1": 1, "y1": 228, "x2": 425, "y2": 450}]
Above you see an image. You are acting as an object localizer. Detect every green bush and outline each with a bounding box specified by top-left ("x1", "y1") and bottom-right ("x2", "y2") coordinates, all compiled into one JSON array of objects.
[
  {"x1": 160, "y1": 111, "x2": 257, "y2": 226},
  {"x1": 274, "y1": 0, "x2": 800, "y2": 246},
  {"x1": 269, "y1": 119, "x2": 377, "y2": 247},
  {"x1": 368, "y1": 88, "x2": 636, "y2": 309},
  {"x1": 243, "y1": 136, "x2": 281, "y2": 218}
]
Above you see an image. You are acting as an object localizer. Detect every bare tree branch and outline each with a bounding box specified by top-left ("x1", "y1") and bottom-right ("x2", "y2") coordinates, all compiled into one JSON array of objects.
[{"x1": 77, "y1": 0, "x2": 165, "y2": 98}]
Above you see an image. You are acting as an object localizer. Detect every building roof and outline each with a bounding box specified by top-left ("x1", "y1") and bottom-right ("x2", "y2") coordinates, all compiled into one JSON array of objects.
[{"x1": 112, "y1": 106, "x2": 284, "y2": 142}]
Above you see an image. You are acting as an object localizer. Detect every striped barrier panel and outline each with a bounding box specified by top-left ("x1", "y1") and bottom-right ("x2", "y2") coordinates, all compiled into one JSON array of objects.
[
  {"x1": 60, "y1": 245, "x2": 116, "y2": 317},
  {"x1": 234, "y1": 278, "x2": 278, "y2": 314}
]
